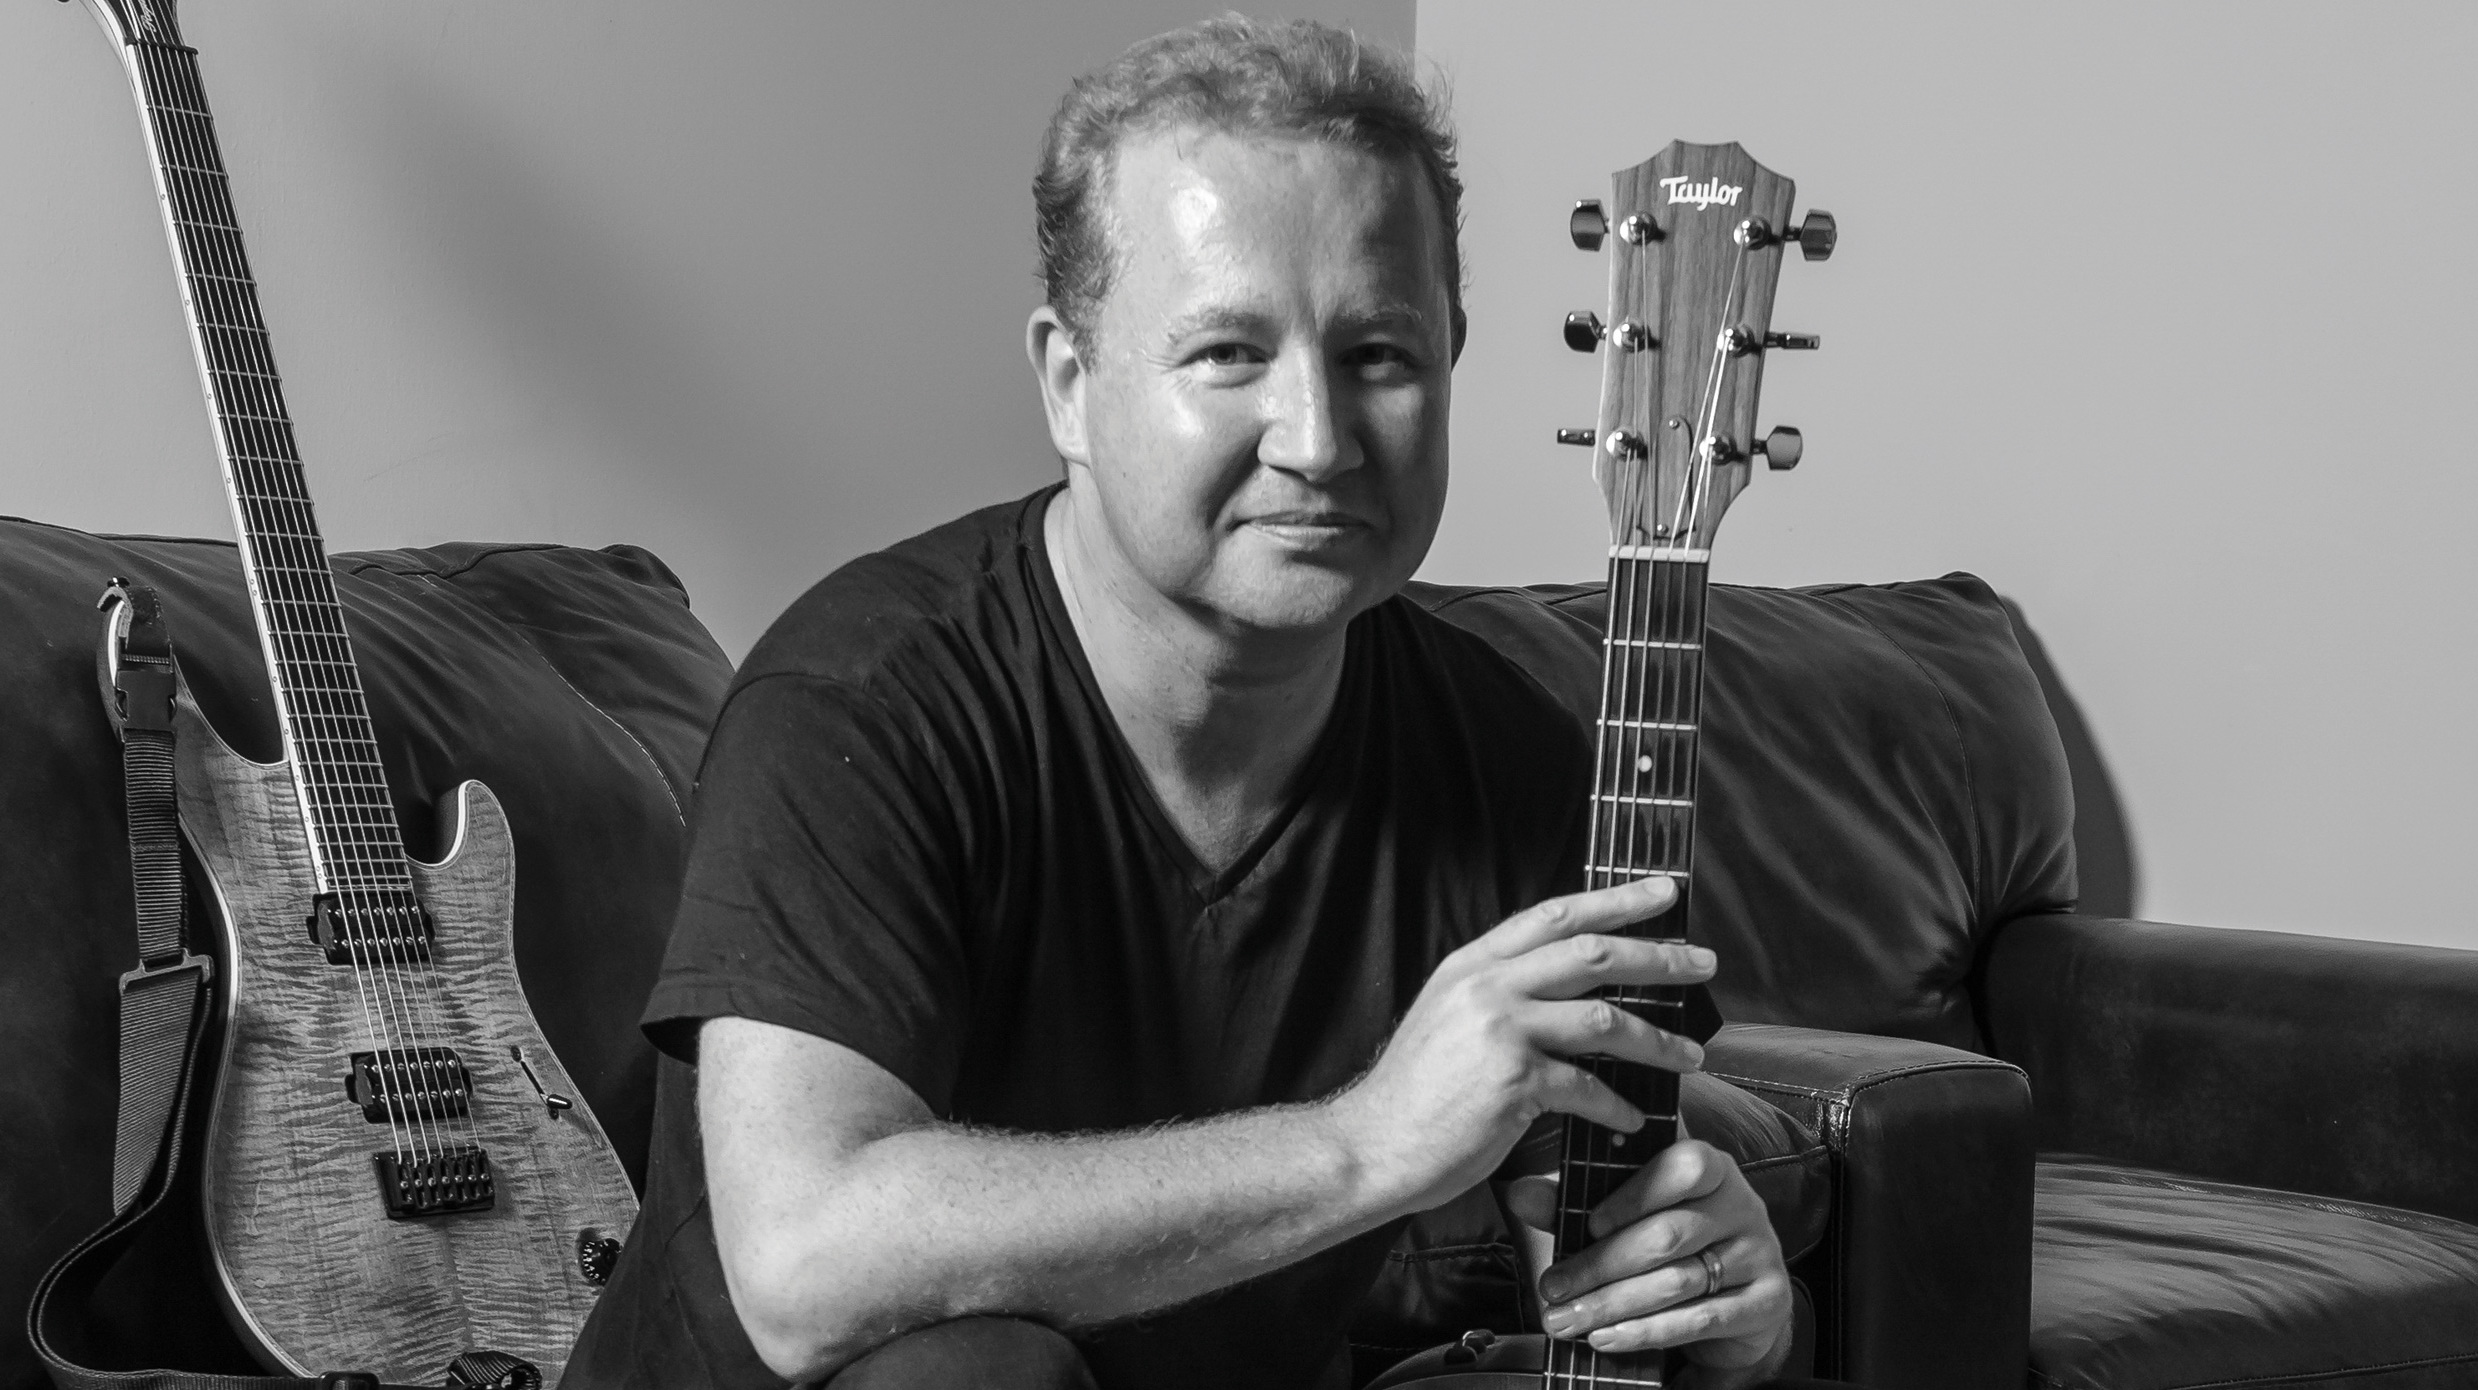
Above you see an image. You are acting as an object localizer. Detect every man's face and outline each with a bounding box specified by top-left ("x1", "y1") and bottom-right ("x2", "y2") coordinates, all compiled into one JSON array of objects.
[{"x1": 1053, "y1": 127, "x2": 1456, "y2": 642}]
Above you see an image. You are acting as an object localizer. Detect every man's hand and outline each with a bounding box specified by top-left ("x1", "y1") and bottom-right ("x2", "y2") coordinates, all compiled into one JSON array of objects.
[
  {"x1": 1326, "y1": 876, "x2": 1713, "y2": 1217},
  {"x1": 1534, "y1": 1139, "x2": 1794, "y2": 1388}
]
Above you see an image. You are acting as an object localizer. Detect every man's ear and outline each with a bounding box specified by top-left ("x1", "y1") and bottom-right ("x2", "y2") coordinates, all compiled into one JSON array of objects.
[
  {"x1": 1027, "y1": 305, "x2": 1092, "y2": 465},
  {"x1": 1448, "y1": 304, "x2": 1468, "y2": 369}
]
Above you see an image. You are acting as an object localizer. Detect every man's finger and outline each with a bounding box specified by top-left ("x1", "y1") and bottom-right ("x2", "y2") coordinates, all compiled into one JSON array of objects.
[
  {"x1": 1524, "y1": 998, "x2": 1705, "y2": 1076},
  {"x1": 1499, "y1": 933, "x2": 1716, "y2": 1000},
  {"x1": 1545, "y1": 1234, "x2": 1787, "y2": 1353},
  {"x1": 1586, "y1": 1138, "x2": 1734, "y2": 1240},
  {"x1": 1539, "y1": 1200, "x2": 1719, "y2": 1307},
  {"x1": 1537, "y1": 1060, "x2": 1646, "y2": 1136},
  {"x1": 1476, "y1": 878, "x2": 1679, "y2": 960},
  {"x1": 1538, "y1": 1229, "x2": 1762, "y2": 1338}
]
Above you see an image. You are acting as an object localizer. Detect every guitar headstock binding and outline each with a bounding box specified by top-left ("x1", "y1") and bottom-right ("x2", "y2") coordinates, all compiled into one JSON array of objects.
[{"x1": 73, "y1": 0, "x2": 183, "y2": 50}]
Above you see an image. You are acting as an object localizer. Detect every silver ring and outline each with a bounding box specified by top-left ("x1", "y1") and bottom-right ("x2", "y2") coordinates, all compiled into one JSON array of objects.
[{"x1": 1698, "y1": 1245, "x2": 1725, "y2": 1298}]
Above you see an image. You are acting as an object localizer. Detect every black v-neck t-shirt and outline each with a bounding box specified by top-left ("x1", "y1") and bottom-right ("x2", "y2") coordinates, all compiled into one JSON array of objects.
[{"x1": 596, "y1": 489, "x2": 1624, "y2": 1389}]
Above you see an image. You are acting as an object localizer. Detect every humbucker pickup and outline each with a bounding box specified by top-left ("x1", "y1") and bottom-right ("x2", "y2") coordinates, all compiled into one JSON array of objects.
[
  {"x1": 345, "y1": 1047, "x2": 473, "y2": 1124},
  {"x1": 373, "y1": 1144, "x2": 495, "y2": 1219},
  {"x1": 307, "y1": 892, "x2": 434, "y2": 966}
]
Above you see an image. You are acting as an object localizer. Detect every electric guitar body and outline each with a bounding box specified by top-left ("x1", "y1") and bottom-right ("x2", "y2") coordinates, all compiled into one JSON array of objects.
[
  {"x1": 172, "y1": 688, "x2": 635, "y2": 1381},
  {"x1": 72, "y1": 0, "x2": 637, "y2": 1379}
]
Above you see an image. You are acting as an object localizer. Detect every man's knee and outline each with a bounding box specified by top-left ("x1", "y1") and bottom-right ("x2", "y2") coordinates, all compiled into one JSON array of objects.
[{"x1": 824, "y1": 1317, "x2": 1095, "y2": 1390}]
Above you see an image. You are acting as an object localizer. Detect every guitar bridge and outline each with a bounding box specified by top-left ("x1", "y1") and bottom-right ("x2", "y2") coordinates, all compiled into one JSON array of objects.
[
  {"x1": 373, "y1": 1144, "x2": 495, "y2": 1219},
  {"x1": 346, "y1": 1047, "x2": 472, "y2": 1124}
]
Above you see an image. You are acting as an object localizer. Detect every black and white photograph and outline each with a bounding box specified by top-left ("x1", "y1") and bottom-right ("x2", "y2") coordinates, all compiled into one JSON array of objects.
[{"x1": 3, "y1": 4, "x2": 2473, "y2": 1389}]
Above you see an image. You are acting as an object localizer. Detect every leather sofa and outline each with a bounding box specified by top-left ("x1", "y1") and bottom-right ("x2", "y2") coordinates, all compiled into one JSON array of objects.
[
  {"x1": 1393, "y1": 577, "x2": 2478, "y2": 1389},
  {"x1": 10, "y1": 513, "x2": 2476, "y2": 1389},
  {"x1": 1, "y1": 518, "x2": 724, "y2": 1385}
]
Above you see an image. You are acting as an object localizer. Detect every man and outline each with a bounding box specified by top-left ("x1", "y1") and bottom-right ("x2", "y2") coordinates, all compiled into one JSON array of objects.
[{"x1": 567, "y1": 18, "x2": 1795, "y2": 1389}]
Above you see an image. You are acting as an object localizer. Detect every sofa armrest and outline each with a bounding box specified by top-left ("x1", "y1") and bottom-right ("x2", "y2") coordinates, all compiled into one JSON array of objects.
[
  {"x1": 1984, "y1": 912, "x2": 2478, "y2": 1225},
  {"x1": 1704, "y1": 1023, "x2": 2032, "y2": 1390}
]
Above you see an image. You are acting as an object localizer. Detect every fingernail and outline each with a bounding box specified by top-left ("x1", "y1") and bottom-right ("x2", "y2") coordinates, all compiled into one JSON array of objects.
[
  {"x1": 1687, "y1": 946, "x2": 1716, "y2": 970},
  {"x1": 1538, "y1": 1275, "x2": 1567, "y2": 1304},
  {"x1": 1542, "y1": 1306, "x2": 1575, "y2": 1336}
]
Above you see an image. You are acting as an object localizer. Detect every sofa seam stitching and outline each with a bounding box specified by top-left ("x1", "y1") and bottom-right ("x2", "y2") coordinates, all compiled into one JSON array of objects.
[
  {"x1": 486, "y1": 610, "x2": 689, "y2": 826},
  {"x1": 2151, "y1": 1349, "x2": 2478, "y2": 1390},
  {"x1": 1708, "y1": 1057, "x2": 2025, "y2": 1101},
  {"x1": 2054, "y1": 1161, "x2": 2478, "y2": 1237}
]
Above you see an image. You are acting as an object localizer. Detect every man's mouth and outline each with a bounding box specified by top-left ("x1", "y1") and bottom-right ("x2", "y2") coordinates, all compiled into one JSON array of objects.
[{"x1": 1248, "y1": 510, "x2": 1370, "y2": 532}]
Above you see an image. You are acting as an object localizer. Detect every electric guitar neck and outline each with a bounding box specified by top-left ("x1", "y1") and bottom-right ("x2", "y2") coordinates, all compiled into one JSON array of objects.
[{"x1": 75, "y1": 1, "x2": 637, "y2": 1379}]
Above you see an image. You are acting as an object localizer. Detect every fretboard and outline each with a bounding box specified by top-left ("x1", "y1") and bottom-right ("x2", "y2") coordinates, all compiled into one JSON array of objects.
[
  {"x1": 1542, "y1": 547, "x2": 1711, "y2": 1388},
  {"x1": 117, "y1": 25, "x2": 412, "y2": 893}
]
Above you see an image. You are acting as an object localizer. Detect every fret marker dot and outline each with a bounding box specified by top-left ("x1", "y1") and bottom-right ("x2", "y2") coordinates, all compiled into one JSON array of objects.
[
  {"x1": 1636, "y1": 755, "x2": 1653, "y2": 773},
  {"x1": 1613, "y1": 1134, "x2": 1628, "y2": 1148}
]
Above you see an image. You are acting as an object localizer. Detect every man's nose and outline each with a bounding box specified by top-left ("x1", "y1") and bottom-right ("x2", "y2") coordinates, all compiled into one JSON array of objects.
[{"x1": 1257, "y1": 356, "x2": 1363, "y2": 480}]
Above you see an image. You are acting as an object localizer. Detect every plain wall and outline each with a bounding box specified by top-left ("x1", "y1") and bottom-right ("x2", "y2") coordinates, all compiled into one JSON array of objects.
[
  {"x1": 9, "y1": 3, "x2": 2472, "y2": 951},
  {"x1": 2, "y1": 0, "x2": 1411, "y2": 662},
  {"x1": 1416, "y1": 1, "x2": 2478, "y2": 948}
]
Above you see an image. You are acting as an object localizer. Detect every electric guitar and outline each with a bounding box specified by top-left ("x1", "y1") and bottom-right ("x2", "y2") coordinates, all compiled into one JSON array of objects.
[
  {"x1": 1371, "y1": 141, "x2": 1833, "y2": 1389},
  {"x1": 77, "y1": 0, "x2": 637, "y2": 1379}
]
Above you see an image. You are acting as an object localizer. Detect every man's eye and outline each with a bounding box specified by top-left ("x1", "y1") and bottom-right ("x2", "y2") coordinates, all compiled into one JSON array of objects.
[
  {"x1": 1197, "y1": 343, "x2": 1261, "y2": 368},
  {"x1": 1347, "y1": 344, "x2": 1418, "y2": 376}
]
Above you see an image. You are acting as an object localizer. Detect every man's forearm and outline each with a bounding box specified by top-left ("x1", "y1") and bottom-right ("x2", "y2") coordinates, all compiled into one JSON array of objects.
[{"x1": 728, "y1": 1101, "x2": 1391, "y2": 1378}]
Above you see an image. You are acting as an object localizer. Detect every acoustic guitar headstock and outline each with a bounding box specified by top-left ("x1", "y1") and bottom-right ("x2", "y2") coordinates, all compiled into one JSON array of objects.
[{"x1": 1559, "y1": 141, "x2": 1833, "y2": 551}]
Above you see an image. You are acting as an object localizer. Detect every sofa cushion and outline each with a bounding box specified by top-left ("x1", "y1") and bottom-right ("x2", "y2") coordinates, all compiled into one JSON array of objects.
[
  {"x1": 2032, "y1": 1155, "x2": 2478, "y2": 1390},
  {"x1": 0, "y1": 517, "x2": 731, "y2": 1381},
  {"x1": 1406, "y1": 576, "x2": 2077, "y2": 1052}
]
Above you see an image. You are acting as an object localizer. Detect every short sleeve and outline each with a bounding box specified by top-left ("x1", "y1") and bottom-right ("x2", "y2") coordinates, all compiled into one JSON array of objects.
[{"x1": 641, "y1": 671, "x2": 976, "y2": 1111}]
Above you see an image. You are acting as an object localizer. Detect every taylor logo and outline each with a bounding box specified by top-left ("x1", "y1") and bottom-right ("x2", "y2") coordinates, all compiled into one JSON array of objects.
[{"x1": 1660, "y1": 175, "x2": 1743, "y2": 210}]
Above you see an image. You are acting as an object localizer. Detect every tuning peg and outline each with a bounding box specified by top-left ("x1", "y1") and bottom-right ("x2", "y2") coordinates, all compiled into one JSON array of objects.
[
  {"x1": 1563, "y1": 311, "x2": 1604, "y2": 352},
  {"x1": 1792, "y1": 210, "x2": 1836, "y2": 261},
  {"x1": 1764, "y1": 331, "x2": 1820, "y2": 350},
  {"x1": 1757, "y1": 426, "x2": 1803, "y2": 470},
  {"x1": 1570, "y1": 200, "x2": 1607, "y2": 251},
  {"x1": 1555, "y1": 427, "x2": 1597, "y2": 447}
]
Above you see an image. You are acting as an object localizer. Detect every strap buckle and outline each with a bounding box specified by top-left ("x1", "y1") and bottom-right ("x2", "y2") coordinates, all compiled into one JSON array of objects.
[
  {"x1": 118, "y1": 949, "x2": 213, "y2": 996},
  {"x1": 96, "y1": 578, "x2": 179, "y2": 735}
]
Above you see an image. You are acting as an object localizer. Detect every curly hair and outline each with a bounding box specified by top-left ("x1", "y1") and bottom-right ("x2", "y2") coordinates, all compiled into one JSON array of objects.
[{"x1": 1034, "y1": 15, "x2": 1462, "y2": 355}]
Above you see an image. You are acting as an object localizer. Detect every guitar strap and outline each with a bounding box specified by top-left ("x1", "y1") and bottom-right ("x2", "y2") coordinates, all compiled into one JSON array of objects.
[{"x1": 25, "y1": 582, "x2": 534, "y2": 1390}]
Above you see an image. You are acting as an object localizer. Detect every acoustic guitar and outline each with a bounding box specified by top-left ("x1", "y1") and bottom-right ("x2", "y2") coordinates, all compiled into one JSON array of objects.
[
  {"x1": 1371, "y1": 141, "x2": 1833, "y2": 1389},
  {"x1": 76, "y1": 0, "x2": 636, "y2": 1379}
]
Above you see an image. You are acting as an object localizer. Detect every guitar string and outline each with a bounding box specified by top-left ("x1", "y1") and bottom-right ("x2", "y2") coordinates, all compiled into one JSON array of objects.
[
  {"x1": 1562, "y1": 423, "x2": 1628, "y2": 1390},
  {"x1": 127, "y1": 38, "x2": 436, "y2": 1175},
  {"x1": 148, "y1": 41, "x2": 459, "y2": 1177},
  {"x1": 1582, "y1": 217, "x2": 1752, "y2": 1390},
  {"x1": 130, "y1": 39, "x2": 418, "y2": 1171},
  {"x1": 138, "y1": 40, "x2": 479, "y2": 1175},
  {"x1": 160, "y1": 45, "x2": 460, "y2": 1178}
]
